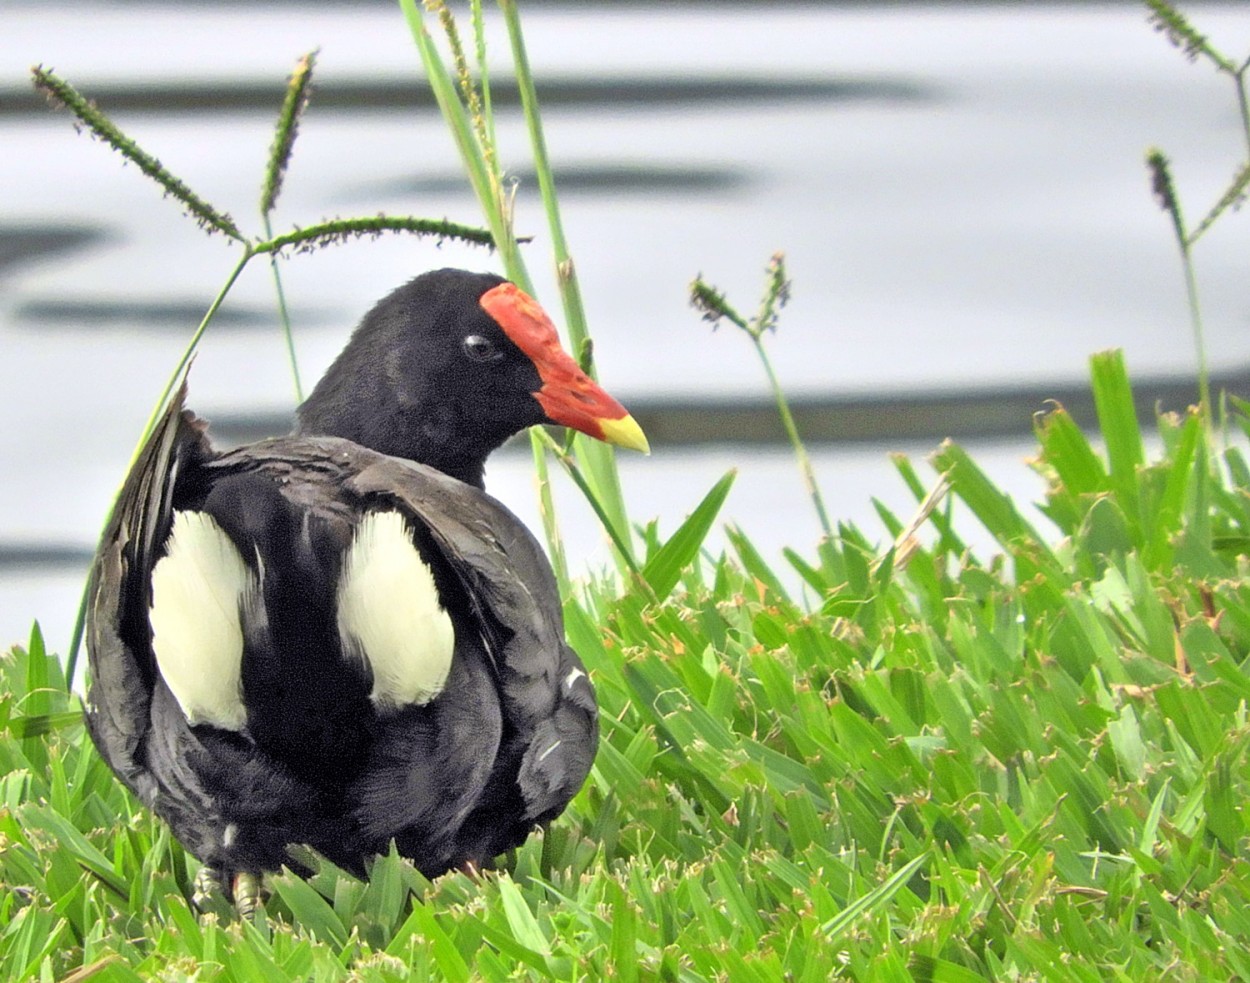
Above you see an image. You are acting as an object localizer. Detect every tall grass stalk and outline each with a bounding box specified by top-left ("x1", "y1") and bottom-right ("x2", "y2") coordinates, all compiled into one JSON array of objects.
[
  {"x1": 1142, "y1": 1, "x2": 1250, "y2": 427},
  {"x1": 691, "y1": 254, "x2": 836, "y2": 543},
  {"x1": 401, "y1": 0, "x2": 570, "y2": 592},
  {"x1": 401, "y1": 0, "x2": 638, "y2": 588},
  {"x1": 499, "y1": 0, "x2": 633, "y2": 559}
]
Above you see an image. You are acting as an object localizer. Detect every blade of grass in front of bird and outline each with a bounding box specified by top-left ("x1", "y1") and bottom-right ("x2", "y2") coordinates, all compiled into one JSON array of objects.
[
  {"x1": 17, "y1": 804, "x2": 128, "y2": 900},
  {"x1": 387, "y1": 901, "x2": 471, "y2": 981},
  {"x1": 7, "y1": 712, "x2": 82, "y2": 740},
  {"x1": 496, "y1": 873, "x2": 552, "y2": 957},
  {"x1": 606, "y1": 880, "x2": 641, "y2": 983},
  {"x1": 357, "y1": 847, "x2": 409, "y2": 938},
  {"x1": 268, "y1": 871, "x2": 349, "y2": 950}
]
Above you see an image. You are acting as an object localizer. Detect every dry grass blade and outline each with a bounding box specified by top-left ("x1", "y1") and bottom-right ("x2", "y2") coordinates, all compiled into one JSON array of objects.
[{"x1": 879, "y1": 471, "x2": 952, "y2": 572}]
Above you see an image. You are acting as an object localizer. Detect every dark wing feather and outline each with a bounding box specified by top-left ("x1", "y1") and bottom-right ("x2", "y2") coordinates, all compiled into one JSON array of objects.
[{"x1": 84, "y1": 383, "x2": 210, "y2": 805}]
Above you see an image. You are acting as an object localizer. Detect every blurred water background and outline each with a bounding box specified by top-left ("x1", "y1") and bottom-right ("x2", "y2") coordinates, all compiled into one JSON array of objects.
[{"x1": 3, "y1": 1, "x2": 1249, "y2": 655}]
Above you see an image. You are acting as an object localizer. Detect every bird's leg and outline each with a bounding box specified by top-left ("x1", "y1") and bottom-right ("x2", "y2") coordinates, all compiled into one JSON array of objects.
[
  {"x1": 191, "y1": 864, "x2": 226, "y2": 913},
  {"x1": 232, "y1": 871, "x2": 264, "y2": 918}
]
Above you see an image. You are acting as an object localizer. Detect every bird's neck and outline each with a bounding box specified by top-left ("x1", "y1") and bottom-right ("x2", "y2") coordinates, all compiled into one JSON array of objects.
[{"x1": 295, "y1": 402, "x2": 490, "y2": 490}]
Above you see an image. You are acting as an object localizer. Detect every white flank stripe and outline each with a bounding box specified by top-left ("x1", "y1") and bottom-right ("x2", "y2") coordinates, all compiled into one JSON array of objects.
[
  {"x1": 336, "y1": 511, "x2": 455, "y2": 709},
  {"x1": 149, "y1": 511, "x2": 252, "y2": 730}
]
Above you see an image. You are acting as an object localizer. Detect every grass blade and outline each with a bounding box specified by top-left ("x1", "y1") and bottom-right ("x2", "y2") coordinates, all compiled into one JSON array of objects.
[
  {"x1": 641, "y1": 470, "x2": 736, "y2": 598},
  {"x1": 821, "y1": 852, "x2": 929, "y2": 939}
]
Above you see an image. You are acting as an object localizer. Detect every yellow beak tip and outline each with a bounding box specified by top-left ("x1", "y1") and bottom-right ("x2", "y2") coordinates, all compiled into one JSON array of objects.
[{"x1": 599, "y1": 413, "x2": 651, "y2": 455}]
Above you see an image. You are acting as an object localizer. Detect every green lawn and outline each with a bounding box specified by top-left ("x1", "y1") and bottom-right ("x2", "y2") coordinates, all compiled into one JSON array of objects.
[{"x1": 4, "y1": 351, "x2": 1250, "y2": 981}]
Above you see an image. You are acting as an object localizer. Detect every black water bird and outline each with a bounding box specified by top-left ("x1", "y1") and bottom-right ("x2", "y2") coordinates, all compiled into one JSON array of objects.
[{"x1": 84, "y1": 268, "x2": 648, "y2": 912}]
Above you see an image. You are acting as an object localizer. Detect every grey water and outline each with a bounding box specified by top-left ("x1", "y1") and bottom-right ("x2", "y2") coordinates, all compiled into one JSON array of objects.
[{"x1": 3, "y1": 2, "x2": 1249, "y2": 654}]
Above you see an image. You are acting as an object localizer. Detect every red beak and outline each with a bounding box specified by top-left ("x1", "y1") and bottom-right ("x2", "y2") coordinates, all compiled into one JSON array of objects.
[{"x1": 479, "y1": 283, "x2": 650, "y2": 453}]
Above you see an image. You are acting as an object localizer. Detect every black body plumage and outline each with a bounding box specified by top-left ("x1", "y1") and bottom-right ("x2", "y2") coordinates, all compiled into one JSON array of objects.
[{"x1": 84, "y1": 269, "x2": 606, "y2": 889}]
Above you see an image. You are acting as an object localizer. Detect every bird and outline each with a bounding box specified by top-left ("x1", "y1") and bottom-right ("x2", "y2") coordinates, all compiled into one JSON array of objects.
[{"x1": 83, "y1": 268, "x2": 649, "y2": 914}]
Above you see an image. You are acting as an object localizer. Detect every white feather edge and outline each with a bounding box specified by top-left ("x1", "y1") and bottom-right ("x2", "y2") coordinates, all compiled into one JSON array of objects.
[
  {"x1": 149, "y1": 510, "x2": 252, "y2": 730},
  {"x1": 336, "y1": 510, "x2": 455, "y2": 709}
]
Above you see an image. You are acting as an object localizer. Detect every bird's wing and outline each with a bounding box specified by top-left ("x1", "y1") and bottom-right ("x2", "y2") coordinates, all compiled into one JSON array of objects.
[
  {"x1": 346, "y1": 454, "x2": 599, "y2": 822},
  {"x1": 84, "y1": 382, "x2": 212, "y2": 803}
]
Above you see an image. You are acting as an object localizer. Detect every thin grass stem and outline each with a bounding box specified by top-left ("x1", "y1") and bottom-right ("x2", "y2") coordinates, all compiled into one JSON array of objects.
[
  {"x1": 135, "y1": 252, "x2": 253, "y2": 469},
  {"x1": 66, "y1": 250, "x2": 254, "y2": 688},
  {"x1": 530, "y1": 438, "x2": 571, "y2": 596},
  {"x1": 499, "y1": 0, "x2": 634, "y2": 569},
  {"x1": 535, "y1": 431, "x2": 643, "y2": 580},
  {"x1": 262, "y1": 214, "x2": 303, "y2": 403},
  {"x1": 753, "y1": 337, "x2": 835, "y2": 542},
  {"x1": 1147, "y1": 149, "x2": 1211, "y2": 425}
]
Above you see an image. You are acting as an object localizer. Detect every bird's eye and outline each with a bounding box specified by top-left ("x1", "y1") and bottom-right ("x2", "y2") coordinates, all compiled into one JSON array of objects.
[{"x1": 462, "y1": 334, "x2": 500, "y2": 362}]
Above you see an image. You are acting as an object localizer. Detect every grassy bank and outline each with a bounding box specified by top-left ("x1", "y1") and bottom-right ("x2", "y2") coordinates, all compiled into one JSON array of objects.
[{"x1": 4, "y1": 348, "x2": 1250, "y2": 980}]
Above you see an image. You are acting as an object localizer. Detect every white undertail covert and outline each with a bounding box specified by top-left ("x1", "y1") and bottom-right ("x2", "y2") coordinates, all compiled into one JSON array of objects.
[
  {"x1": 336, "y1": 510, "x2": 455, "y2": 709},
  {"x1": 149, "y1": 510, "x2": 253, "y2": 730}
]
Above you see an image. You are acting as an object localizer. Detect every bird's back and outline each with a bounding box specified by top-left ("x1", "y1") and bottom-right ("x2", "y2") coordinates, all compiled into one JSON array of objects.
[{"x1": 85, "y1": 388, "x2": 597, "y2": 880}]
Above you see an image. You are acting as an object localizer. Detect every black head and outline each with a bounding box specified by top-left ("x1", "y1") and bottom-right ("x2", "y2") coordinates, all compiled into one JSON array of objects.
[{"x1": 296, "y1": 269, "x2": 646, "y2": 488}]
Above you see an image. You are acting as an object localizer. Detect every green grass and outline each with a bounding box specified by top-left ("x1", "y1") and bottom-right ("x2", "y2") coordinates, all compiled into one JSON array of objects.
[{"x1": 5, "y1": 350, "x2": 1250, "y2": 980}]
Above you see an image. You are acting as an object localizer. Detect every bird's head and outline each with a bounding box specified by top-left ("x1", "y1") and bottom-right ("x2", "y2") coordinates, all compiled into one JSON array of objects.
[{"x1": 297, "y1": 269, "x2": 648, "y2": 486}]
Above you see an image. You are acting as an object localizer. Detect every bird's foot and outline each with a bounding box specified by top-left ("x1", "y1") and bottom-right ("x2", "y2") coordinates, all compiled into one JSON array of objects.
[
  {"x1": 190, "y1": 860, "x2": 235, "y2": 915},
  {"x1": 190, "y1": 865, "x2": 265, "y2": 919},
  {"x1": 232, "y1": 870, "x2": 264, "y2": 919},
  {"x1": 191, "y1": 864, "x2": 227, "y2": 914}
]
